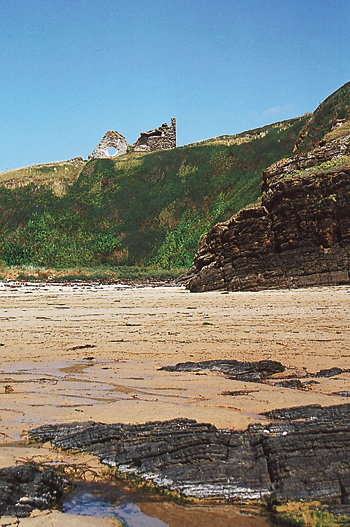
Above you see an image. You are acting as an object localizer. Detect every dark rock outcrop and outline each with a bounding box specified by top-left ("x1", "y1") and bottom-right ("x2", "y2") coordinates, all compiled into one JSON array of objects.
[
  {"x1": 159, "y1": 359, "x2": 348, "y2": 385},
  {"x1": 0, "y1": 465, "x2": 65, "y2": 517},
  {"x1": 179, "y1": 132, "x2": 350, "y2": 292},
  {"x1": 274, "y1": 379, "x2": 304, "y2": 389},
  {"x1": 159, "y1": 359, "x2": 285, "y2": 382},
  {"x1": 30, "y1": 403, "x2": 350, "y2": 504},
  {"x1": 29, "y1": 419, "x2": 273, "y2": 501},
  {"x1": 315, "y1": 367, "x2": 350, "y2": 378}
]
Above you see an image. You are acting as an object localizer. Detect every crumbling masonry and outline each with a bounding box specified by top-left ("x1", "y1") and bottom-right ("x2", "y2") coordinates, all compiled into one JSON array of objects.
[
  {"x1": 133, "y1": 118, "x2": 176, "y2": 152},
  {"x1": 89, "y1": 118, "x2": 176, "y2": 159},
  {"x1": 89, "y1": 131, "x2": 128, "y2": 159}
]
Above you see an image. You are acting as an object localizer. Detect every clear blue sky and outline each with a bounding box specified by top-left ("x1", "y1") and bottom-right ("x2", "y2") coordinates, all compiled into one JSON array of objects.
[{"x1": 1, "y1": 0, "x2": 349, "y2": 172}]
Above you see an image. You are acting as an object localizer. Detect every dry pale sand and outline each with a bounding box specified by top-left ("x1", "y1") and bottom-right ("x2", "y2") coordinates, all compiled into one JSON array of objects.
[{"x1": 0, "y1": 281, "x2": 349, "y2": 525}]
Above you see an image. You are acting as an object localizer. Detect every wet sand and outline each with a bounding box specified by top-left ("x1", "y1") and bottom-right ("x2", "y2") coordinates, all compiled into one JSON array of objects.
[
  {"x1": 0, "y1": 282, "x2": 349, "y2": 525},
  {"x1": 0, "y1": 511, "x2": 122, "y2": 527}
]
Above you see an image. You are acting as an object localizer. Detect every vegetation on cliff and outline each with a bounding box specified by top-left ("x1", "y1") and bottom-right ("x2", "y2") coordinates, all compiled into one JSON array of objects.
[
  {"x1": 295, "y1": 81, "x2": 350, "y2": 152},
  {"x1": 0, "y1": 117, "x2": 306, "y2": 271}
]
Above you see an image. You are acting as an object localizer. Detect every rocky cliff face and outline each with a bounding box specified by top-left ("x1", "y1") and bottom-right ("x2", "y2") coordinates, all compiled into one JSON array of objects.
[{"x1": 180, "y1": 132, "x2": 350, "y2": 292}]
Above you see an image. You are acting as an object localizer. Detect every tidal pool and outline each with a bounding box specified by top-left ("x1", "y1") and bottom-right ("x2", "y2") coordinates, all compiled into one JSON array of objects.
[{"x1": 63, "y1": 481, "x2": 272, "y2": 527}]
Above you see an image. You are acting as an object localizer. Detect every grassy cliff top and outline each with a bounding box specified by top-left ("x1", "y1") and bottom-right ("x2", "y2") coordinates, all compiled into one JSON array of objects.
[{"x1": 0, "y1": 158, "x2": 87, "y2": 195}]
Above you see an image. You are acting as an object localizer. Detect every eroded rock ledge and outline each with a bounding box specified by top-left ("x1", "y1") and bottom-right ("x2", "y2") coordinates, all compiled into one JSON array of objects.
[
  {"x1": 179, "y1": 134, "x2": 350, "y2": 291},
  {"x1": 29, "y1": 403, "x2": 350, "y2": 507}
]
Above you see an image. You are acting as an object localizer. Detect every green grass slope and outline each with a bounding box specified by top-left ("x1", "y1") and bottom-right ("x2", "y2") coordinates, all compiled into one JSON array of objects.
[
  {"x1": 0, "y1": 158, "x2": 86, "y2": 195},
  {"x1": 0, "y1": 117, "x2": 307, "y2": 270}
]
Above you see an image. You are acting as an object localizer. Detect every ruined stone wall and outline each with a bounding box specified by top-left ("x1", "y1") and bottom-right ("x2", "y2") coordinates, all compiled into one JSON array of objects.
[
  {"x1": 133, "y1": 118, "x2": 176, "y2": 152},
  {"x1": 89, "y1": 119, "x2": 176, "y2": 159},
  {"x1": 89, "y1": 131, "x2": 128, "y2": 159}
]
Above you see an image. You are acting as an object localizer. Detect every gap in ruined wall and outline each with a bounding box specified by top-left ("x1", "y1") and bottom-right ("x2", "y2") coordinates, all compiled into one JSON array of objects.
[{"x1": 108, "y1": 147, "x2": 117, "y2": 156}]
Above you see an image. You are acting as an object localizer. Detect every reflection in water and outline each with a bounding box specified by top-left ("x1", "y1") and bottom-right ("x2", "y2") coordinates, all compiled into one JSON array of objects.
[
  {"x1": 63, "y1": 482, "x2": 272, "y2": 527},
  {"x1": 63, "y1": 484, "x2": 167, "y2": 526}
]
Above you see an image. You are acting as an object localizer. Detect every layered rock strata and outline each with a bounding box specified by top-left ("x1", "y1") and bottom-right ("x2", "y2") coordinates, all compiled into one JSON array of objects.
[
  {"x1": 180, "y1": 134, "x2": 350, "y2": 291},
  {"x1": 30, "y1": 403, "x2": 350, "y2": 504}
]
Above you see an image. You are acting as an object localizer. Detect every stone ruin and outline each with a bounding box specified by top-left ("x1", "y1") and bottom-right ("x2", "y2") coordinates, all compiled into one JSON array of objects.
[
  {"x1": 88, "y1": 131, "x2": 128, "y2": 160},
  {"x1": 133, "y1": 118, "x2": 176, "y2": 152},
  {"x1": 89, "y1": 118, "x2": 176, "y2": 159}
]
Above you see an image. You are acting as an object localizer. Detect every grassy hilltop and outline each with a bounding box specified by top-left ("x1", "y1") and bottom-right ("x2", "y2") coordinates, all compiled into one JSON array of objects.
[
  {"x1": 0, "y1": 117, "x2": 308, "y2": 278},
  {"x1": 0, "y1": 158, "x2": 85, "y2": 195},
  {"x1": 295, "y1": 81, "x2": 350, "y2": 152}
]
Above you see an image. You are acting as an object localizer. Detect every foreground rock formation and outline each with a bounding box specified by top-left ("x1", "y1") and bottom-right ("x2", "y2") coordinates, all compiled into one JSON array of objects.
[
  {"x1": 0, "y1": 465, "x2": 65, "y2": 517},
  {"x1": 29, "y1": 403, "x2": 350, "y2": 510},
  {"x1": 180, "y1": 132, "x2": 350, "y2": 292}
]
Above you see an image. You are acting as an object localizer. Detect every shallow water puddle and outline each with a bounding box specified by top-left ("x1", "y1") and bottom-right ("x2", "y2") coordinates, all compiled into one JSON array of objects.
[
  {"x1": 63, "y1": 482, "x2": 271, "y2": 527},
  {"x1": 63, "y1": 483, "x2": 167, "y2": 526}
]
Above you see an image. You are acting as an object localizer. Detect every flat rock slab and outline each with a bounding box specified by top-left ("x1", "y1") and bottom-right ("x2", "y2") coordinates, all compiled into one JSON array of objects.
[
  {"x1": 30, "y1": 403, "x2": 350, "y2": 503},
  {"x1": 159, "y1": 359, "x2": 285, "y2": 382},
  {"x1": 159, "y1": 359, "x2": 349, "y2": 385},
  {"x1": 0, "y1": 465, "x2": 65, "y2": 517}
]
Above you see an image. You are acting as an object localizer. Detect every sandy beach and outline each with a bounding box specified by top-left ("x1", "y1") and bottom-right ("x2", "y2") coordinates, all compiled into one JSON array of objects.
[{"x1": 0, "y1": 282, "x2": 349, "y2": 525}]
